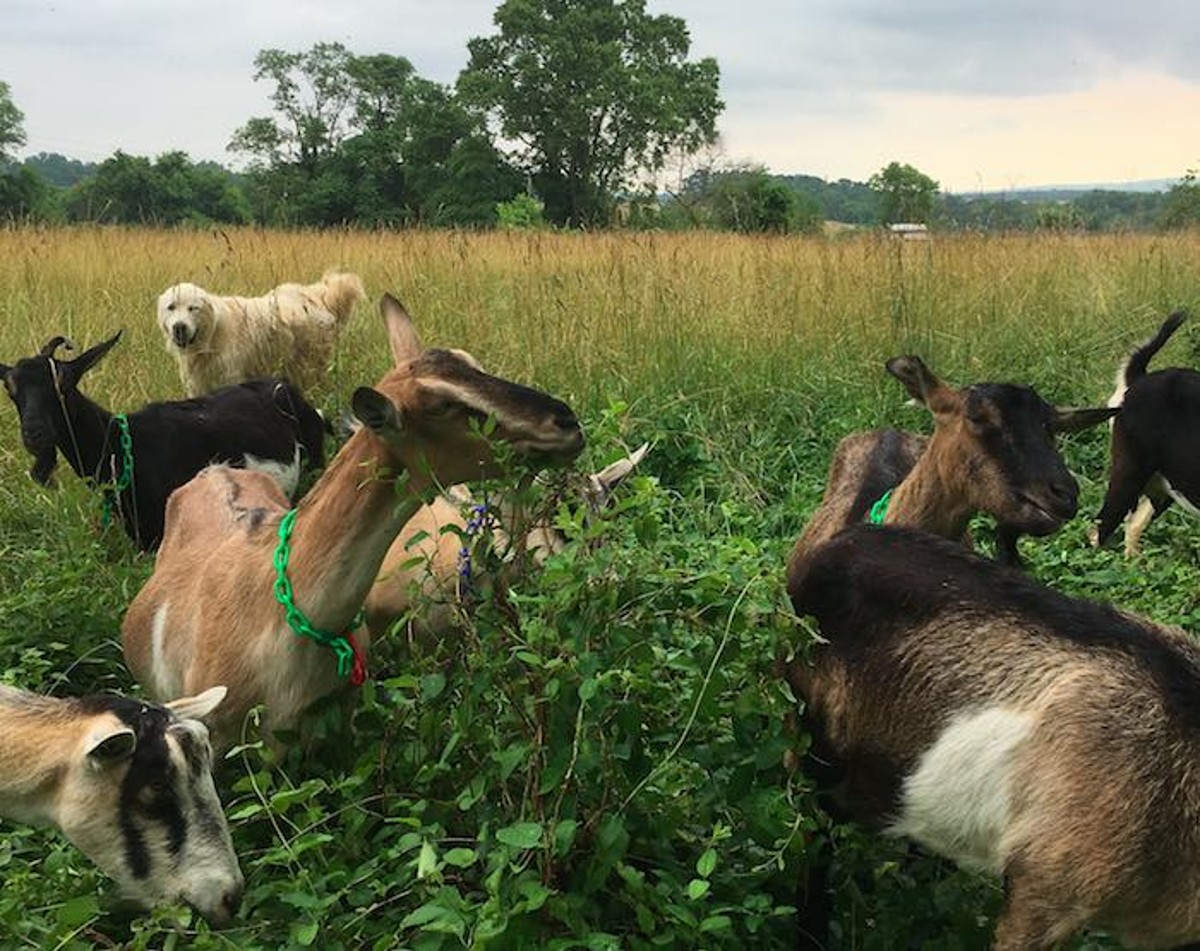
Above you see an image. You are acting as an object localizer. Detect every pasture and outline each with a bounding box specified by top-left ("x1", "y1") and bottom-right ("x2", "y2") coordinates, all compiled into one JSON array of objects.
[{"x1": 1, "y1": 225, "x2": 1198, "y2": 949}]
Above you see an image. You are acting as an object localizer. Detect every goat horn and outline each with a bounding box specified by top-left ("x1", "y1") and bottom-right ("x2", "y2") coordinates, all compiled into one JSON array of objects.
[{"x1": 39, "y1": 336, "x2": 75, "y2": 357}]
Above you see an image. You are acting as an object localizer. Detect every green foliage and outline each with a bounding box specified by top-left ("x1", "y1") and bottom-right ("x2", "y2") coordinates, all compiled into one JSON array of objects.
[
  {"x1": 0, "y1": 164, "x2": 55, "y2": 220},
  {"x1": 459, "y1": 0, "x2": 723, "y2": 228},
  {"x1": 869, "y1": 161, "x2": 940, "y2": 225},
  {"x1": 496, "y1": 193, "x2": 546, "y2": 229},
  {"x1": 1162, "y1": 164, "x2": 1200, "y2": 229},
  {"x1": 63, "y1": 150, "x2": 249, "y2": 225},
  {"x1": 22, "y1": 151, "x2": 97, "y2": 188},
  {"x1": 233, "y1": 44, "x2": 519, "y2": 227},
  {"x1": 679, "y1": 166, "x2": 822, "y2": 234},
  {"x1": 0, "y1": 80, "x2": 25, "y2": 163}
]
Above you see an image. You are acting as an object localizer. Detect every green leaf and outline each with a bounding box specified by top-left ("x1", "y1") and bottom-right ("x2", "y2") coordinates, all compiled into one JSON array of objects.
[
  {"x1": 56, "y1": 895, "x2": 98, "y2": 929},
  {"x1": 496, "y1": 821, "x2": 543, "y2": 849},
  {"x1": 686, "y1": 878, "x2": 710, "y2": 900},
  {"x1": 443, "y1": 848, "x2": 477, "y2": 868},
  {"x1": 696, "y1": 847, "x2": 717, "y2": 879},
  {"x1": 420, "y1": 672, "x2": 446, "y2": 701},
  {"x1": 292, "y1": 920, "x2": 319, "y2": 946},
  {"x1": 417, "y1": 840, "x2": 439, "y2": 879}
]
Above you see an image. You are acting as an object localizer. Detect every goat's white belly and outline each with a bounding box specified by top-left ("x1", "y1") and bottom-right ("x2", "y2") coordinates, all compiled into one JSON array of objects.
[
  {"x1": 243, "y1": 444, "x2": 302, "y2": 497},
  {"x1": 886, "y1": 706, "x2": 1033, "y2": 874}
]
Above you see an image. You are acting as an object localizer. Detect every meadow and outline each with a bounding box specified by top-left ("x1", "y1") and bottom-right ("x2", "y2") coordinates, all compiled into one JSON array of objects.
[{"x1": 1, "y1": 225, "x2": 1199, "y2": 950}]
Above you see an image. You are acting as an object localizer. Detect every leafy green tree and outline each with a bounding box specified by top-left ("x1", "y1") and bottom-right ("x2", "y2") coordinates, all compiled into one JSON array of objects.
[
  {"x1": 459, "y1": 0, "x2": 722, "y2": 227},
  {"x1": 1162, "y1": 163, "x2": 1200, "y2": 229},
  {"x1": 869, "y1": 161, "x2": 939, "y2": 225},
  {"x1": 64, "y1": 150, "x2": 248, "y2": 224},
  {"x1": 0, "y1": 80, "x2": 24, "y2": 164},
  {"x1": 233, "y1": 45, "x2": 519, "y2": 226},
  {"x1": 22, "y1": 152, "x2": 96, "y2": 188}
]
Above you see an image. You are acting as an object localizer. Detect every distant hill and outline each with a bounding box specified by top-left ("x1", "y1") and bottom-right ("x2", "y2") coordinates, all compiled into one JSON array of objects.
[{"x1": 953, "y1": 179, "x2": 1178, "y2": 201}]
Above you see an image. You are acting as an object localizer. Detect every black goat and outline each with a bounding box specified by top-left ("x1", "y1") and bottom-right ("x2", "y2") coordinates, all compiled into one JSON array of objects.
[
  {"x1": 1094, "y1": 310, "x2": 1200, "y2": 554},
  {"x1": 1, "y1": 333, "x2": 326, "y2": 549}
]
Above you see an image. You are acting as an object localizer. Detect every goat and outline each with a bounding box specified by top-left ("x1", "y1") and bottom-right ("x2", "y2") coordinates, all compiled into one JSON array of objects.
[
  {"x1": 0, "y1": 683, "x2": 242, "y2": 924},
  {"x1": 1, "y1": 333, "x2": 326, "y2": 550},
  {"x1": 121, "y1": 293, "x2": 584, "y2": 752},
  {"x1": 157, "y1": 271, "x2": 365, "y2": 397},
  {"x1": 788, "y1": 355, "x2": 1115, "y2": 573},
  {"x1": 364, "y1": 444, "x2": 649, "y2": 641},
  {"x1": 1094, "y1": 310, "x2": 1200, "y2": 556},
  {"x1": 785, "y1": 522, "x2": 1200, "y2": 949}
]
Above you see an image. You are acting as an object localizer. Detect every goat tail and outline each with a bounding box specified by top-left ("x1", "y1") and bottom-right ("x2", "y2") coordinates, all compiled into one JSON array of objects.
[
  {"x1": 320, "y1": 271, "x2": 367, "y2": 326},
  {"x1": 1125, "y1": 310, "x2": 1188, "y2": 387}
]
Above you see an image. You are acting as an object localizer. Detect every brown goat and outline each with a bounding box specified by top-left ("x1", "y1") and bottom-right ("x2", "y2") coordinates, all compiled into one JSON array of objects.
[
  {"x1": 789, "y1": 356, "x2": 1115, "y2": 573},
  {"x1": 121, "y1": 294, "x2": 584, "y2": 751},
  {"x1": 364, "y1": 445, "x2": 648, "y2": 641},
  {"x1": 786, "y1": 523, "x2": 1200, "y2": 949}
]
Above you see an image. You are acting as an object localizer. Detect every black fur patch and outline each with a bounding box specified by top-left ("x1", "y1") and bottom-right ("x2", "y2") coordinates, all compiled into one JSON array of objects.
[{"x1": 845, "y1": 429, "x2": 923, "y2": 523}]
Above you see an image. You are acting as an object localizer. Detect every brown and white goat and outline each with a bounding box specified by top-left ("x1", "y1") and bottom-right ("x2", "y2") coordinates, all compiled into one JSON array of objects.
[
  {"x1": 786, "y1": 523, "x2": 1200, "y2": 950},
  {"x1": 1093, "y1": 310, "x2": 1200, "y2": 556},
  {"x1": 364, "y1": 444, "x2": 648, "y2": 641},
  {"x1": 788, "y1": 355, "x2": 1115, "y2": 573},
  {"x1": 121, "y1": 294, "x2": 584, "y2": 751},
  {"x1": 0, "y1": 684, "x2": 242, "y2": 923}
]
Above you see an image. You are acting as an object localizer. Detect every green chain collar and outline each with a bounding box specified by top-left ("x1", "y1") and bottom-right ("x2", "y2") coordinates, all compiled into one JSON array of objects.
[
  {"x1": 867, "y1": 488, "x2": 894, "y2": 525},
  {"x1": 272, "y1": 508, "x2": 367, "y2": 685},
  {"x1": 100, "y1": 413, "x2": 134, "y2": 528}
]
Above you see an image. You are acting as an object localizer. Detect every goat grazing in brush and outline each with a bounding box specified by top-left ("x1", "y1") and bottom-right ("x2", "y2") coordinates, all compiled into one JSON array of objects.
[
  {"x1": 158, "y1": 271, "x2": 365, "y2": 396},
  {"x1": 122, "y1": 293, "x2": 584, "y2": 752},
  {"x1": 0, "y1": 683, "x2": 242, "y2": 923},
  {"x1": 364, "y1": 444, "x2": 648, "y2": 641},
  {"x1": 1093, "y1": 310, "x2": 1200, "y2": 556},
  {"x1": 1, "y1": 333, "x2": 326, "y2": 550},
  {"x1": 785, "y1": 523, "x2": 1200, "y2": 949},
  {"x1": 789, "y1": 355, "x2": 1115, "y2": 573}
]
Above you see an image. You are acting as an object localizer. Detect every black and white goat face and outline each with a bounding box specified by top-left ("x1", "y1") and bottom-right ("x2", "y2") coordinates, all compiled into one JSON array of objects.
[
  {"x1": 0, "y1": 333, "x2": 122, "y2": 485},
  {"x1": 56, "y1": 688, "x2": 244, "y2": 925}
]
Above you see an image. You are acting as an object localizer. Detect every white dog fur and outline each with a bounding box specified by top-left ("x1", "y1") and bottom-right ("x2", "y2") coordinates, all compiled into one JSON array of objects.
[{"x1": 157, "y1": 271, "x2": 366, "y2": 396}]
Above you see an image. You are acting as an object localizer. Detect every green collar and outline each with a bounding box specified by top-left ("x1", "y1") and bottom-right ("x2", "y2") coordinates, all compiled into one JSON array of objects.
[
  {"x1": 272, "y1": 509, "x2": 366, "y2": 685},
  {"x1": 100, "y1": 413, "x2": 134, "y2": 528},
  {"x1": 867, "y1": 488, "x2": 894, "y2": 525}
]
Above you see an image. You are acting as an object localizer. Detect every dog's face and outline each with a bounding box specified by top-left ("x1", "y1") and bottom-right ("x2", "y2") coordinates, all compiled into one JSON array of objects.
[{"x1": 158, "y1": 284, "x2": 214, "y2": 352}]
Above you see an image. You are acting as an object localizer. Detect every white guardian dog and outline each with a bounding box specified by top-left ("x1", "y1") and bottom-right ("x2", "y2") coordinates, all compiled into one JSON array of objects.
[{"x1": 157, "y1": 271, "x2": 366, "y2": 396}]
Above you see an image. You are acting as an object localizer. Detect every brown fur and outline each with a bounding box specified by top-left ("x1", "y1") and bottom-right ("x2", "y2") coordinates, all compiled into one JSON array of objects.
[
  {"x1": 789, "y1": 356, "x2": 1115, "y2": 576},
  {"x1": 123, "y1": 294, "x2": 584, "y2": 751},
  {"x1": 788, "y1": 524, "x2": 1200, "y2": 949}
]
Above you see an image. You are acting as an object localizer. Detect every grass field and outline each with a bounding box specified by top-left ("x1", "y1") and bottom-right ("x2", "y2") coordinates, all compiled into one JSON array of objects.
[{"x1": 1, "y1": 225, "x2": 1199, "y2": 949}]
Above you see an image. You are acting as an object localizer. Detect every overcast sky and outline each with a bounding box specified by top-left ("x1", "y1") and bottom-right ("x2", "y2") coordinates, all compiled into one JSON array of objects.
[{"x1": 4, "y1": 0, "x2": 1199, "y2": 193}]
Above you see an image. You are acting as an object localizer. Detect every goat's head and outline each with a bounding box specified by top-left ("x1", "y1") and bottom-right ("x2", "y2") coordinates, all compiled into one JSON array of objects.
[
  {"x1": 886, "y1": 355, "x2": 1116, "y2": 535},
  {"x1": 157, "y1": 283, "x2": 215, "y2": 351},
  {"x1": 350, "y1": 294, "x2": 585, "y2": 489},
  {"x1": 58, "y1": 686, "x2": 243, "y2": 925},
  {"x1": 0, "y1": 332, "x2": 121, "y2": 484}
]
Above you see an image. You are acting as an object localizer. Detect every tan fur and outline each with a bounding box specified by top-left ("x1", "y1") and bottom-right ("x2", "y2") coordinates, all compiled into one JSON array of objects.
[
  {"x1": 157, "y1": 271, "x2": 365, "y2": 396},
  {"x1": 364, "y1": 446, "x2": 649, "y2": 643},
  {"x1": 0, "y1": 685, "x2": 241, "y2": 921},
  {"x1": 124, "y1": 295, "x2": 583, "y2": 751}
]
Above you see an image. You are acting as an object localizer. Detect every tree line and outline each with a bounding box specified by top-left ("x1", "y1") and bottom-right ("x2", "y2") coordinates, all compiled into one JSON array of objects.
[{"x1": 2, "y1": 0, "x2": 1199, "y2": 233}]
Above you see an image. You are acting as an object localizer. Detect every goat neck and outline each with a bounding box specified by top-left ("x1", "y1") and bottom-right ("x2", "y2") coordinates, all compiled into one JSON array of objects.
[{"x1": 882, "y1": 429, "x2": 976, "y2": 540}]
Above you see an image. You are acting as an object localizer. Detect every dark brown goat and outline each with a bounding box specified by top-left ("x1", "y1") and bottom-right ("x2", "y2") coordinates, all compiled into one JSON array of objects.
[
  {"x1": 788, "y1": 355, "x2": 1115, "y2": 572},
  {"x1": 1094, "y1": 310, "x2": 1200, "y2": 555},
  {"x1": 786, "y1": 523, "x2": 1200, "y2": 950}
]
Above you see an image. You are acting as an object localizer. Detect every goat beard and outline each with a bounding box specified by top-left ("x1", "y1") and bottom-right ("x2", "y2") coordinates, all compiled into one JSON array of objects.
[{"x1": 29, "y1": 449, "x2": 57, "y2": 485}]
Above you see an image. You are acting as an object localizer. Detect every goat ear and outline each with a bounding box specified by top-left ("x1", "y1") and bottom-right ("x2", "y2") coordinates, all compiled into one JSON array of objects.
[
  {"x1": 85, "y1": 725, "x2": 137, "y2": 765},
  {"x1": 885, "y1": 355, "x2": 959, "y2": 415},
  {"x1": 165, "y1": 685, "x2": 227, "y2": 722},
  {"x1": 0, "y1": 364, "x2": 11, "y2": 387},
  {"x1": 65, "y1": 331, "x2": 122, "y2": 384},
  {"x1": 380, "y1": 294, "x2": 424, "y2": 365},
  {"x1": 1051, "y1": 405, "x2": 1119, "y2": 433},
  {"x1": 351, "y1": 386, "x2": 404, "y2": 437}
]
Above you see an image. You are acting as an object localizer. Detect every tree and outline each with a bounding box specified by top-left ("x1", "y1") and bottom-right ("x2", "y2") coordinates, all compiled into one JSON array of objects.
[
  {"x1": 0, "y1": 80, "x2": 25, "y2": 164},
  {"x1": 458, "y1": 0, "x2": 722, "y2": 227},
  {"x1": 232, "y1": 45, "x2": 519, "y2": 226},
  {"x1": 677, "y1": 165, "x2": 822, "y2": 234},
  {"x1": 1162, "y1": 163, "x2": 1200, "y2": 229},
  {"x1": 869, "y1": 161, "x2": 939, "y2": 225}
]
